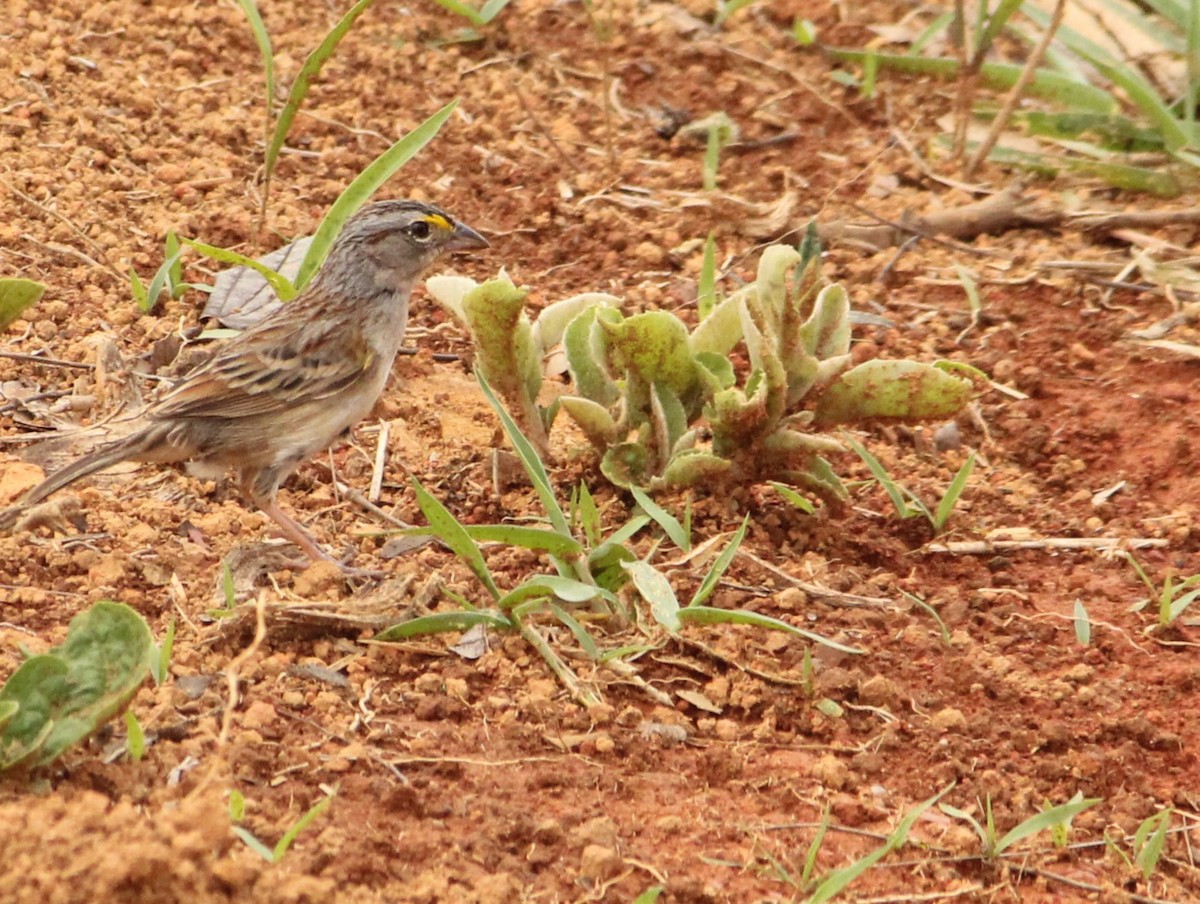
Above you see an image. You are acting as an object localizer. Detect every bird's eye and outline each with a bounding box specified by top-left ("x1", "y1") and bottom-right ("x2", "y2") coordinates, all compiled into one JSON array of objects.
[{"x1": 408, "y1": 220, "x2": 432, "y2": 240}]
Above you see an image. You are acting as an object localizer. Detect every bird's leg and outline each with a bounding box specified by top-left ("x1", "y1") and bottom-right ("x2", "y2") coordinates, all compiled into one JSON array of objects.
[{"x1": 257, "y1": 499, "x2": 384, "y2": 580}]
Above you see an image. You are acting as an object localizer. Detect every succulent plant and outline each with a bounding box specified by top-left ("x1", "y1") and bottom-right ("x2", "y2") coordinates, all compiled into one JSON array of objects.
[{"x1": 430, "y1": 241, "x2": 979, "y2": 500}]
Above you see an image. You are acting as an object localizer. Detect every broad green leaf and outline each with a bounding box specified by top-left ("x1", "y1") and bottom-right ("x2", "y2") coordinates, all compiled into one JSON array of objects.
[
  {"x1": 603, "y1": 311, "x2": 698, "y2": 397},
  {"x1": 660, "y1": 449, "x2": 732, "y2": 487},
  {"x1": 0, "y1": 278, "x2": 46, "y2": 330},
  {"x1": 463, "y1": 525, "x2": 583, "y2": 556},
  {"x1": 601, "y1": 442, "x2": 650, "y2": 489},
  {"x1": 412, "y1": 477, "x2": 500, "y2": 600},
  {"x1": 530, "y1": 292, "x2": 619, "y2": 352},
  {"x1": 558, "y1": 396, "x2": 618, "y2": 448},
  {"x1": 295, "y1": 100, "x2": 459, "y2": 288},
  {"x1": 424, "y1": 274, "x2": 478, "y2": 324},
  {"x1": 0, "y1": 601, "x2": 153, "y2": 770},
  {"x1": 689, "y1": 292, "x2": 744, "y2": 356},
  {"x1": 373, "y1": 610, "x2": 512, "y2": 641},
  {"x1": 624, "y1": 561, "x2": 681, "y2": 632},
  {"x1": 496, "y1": 575, "x2": 614, "y2": 610},
  {"x1": 813, "y1": 360, "x2": 974, "y2": 426},
  {"x1": 563, "y1": 306, "x2": 620, "y2": 407}
]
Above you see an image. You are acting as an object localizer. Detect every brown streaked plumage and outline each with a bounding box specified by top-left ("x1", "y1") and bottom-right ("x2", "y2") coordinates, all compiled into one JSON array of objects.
[{"x1": 1, "y1": 199, "x2": 488, "y2": 571}]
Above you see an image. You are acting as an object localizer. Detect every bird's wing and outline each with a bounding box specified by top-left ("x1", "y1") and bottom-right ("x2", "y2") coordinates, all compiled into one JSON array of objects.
[{"x1": 151, "y1": 317, "x2": 374, "y2": 421}]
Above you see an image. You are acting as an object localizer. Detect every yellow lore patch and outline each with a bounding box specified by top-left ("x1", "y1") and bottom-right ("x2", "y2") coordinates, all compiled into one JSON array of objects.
[{"x1": 423, "y1": 213, "x2": 452, "y2": 232}]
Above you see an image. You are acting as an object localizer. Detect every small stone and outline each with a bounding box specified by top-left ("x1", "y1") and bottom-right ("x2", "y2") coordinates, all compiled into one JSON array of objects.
[
  {"x1": 579, "y1": 844, "x2": 623, "y2": 882},
  {"x1": 812, "y1": 754, "x2": 849, "y2": 790},
  {"x1": 931, "y1": 707, "x2": 968, "y2": 732},
  {"x1": 241, "y1": 700, "x2": 277, "y2": 730}
]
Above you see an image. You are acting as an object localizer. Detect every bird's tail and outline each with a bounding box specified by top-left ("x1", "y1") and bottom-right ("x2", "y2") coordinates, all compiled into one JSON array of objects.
[{"x1": 0, "y1": 428, "x2": 164, "y2": 531}]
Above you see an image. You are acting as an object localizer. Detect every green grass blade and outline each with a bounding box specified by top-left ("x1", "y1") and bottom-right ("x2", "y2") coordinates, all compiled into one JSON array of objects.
[
  {"x1": 681, "y1": 606, "x2": 863, "y2": 655},
  {"x1": 842, "y1": 434, "x2": 915, "y2": 519},
  {"x1": 412, "y1": 476, "x2": 500, "y2": 600},
  {"x1": 373, "y1": 610, "x2": 512, "y2": 641},
  {"x1": 272, "y1": 793, "x2": 334, "y2": 863},
  {"x1": 714, "y1": 0, "x2": 758, "y2": 28},
  {"x1": 233, "y1": 827, "x2": 276, "y2": 862},
  {"x1": 630, "y1": 487, "x2": 690, "y2": 552},
  {"x1": 142, "y1": 248, "x2": 184, "y2": 315},
  {"x1": 900, "y1": 590, "x2": 950, "y2": 645},
  {"x1": 770, "y1": 481, "x2": 816, "y2": 514},
  {"x1": 809, "y1": 784, "x2": 953, "y2": 903},
  {"x1": 164, "y1": 231, "x2": 185, "y2": 298},
  {"x1": 477, "y1": 370, "x2": 572, "y2": 537},
  {"x1": 994, "y1": 798, "x2": 1101, "y2": 856},
  {"x1": 976, "y1": 0, "x2": 1024, "y2": 55},
  {"x1": 688, "y1": 515, "x2": 748, "y2": 608},
  {"x1": 151, "y1": 618, "x2": 175, "y2": 686},
  {"x1": 697, "y1": 231, "x2": 718, "y2": 320},
  {"x1": 1135, "y1": 810, "x2": 1171, "y2": 881},
  {"x1": 825, "y1": 48, "x2": 1118, "y2": 113},
  {"x1": 232, "y1": 0, "x2": 275, "y2": 121},
  {"x1": 576, "y1": 482, "x2": 601, "y2": 548},
  {"x1": 264, "y1": 0, "x2": 377, "y2": 198},
  {"x1": 606, "y1": 513, "x2": 652, "y2": 547},
  {"x1": 548, "y1": 602, "x2": 600, "y2": 660},
  {"x1": 181, "y1": 237, "x2": 296, "y2": 301},
  {"x1": 932, "y1": 451, "x2": 976, "y2": 532},
  {"x1": 430, "y1": 0, "x2": 485, "y2": 26},
  {"x1": 464, "y1": 525, "x2": 583, "y2": 556},
  {"x1": 295, "y1": 99, "x2": 459, "y2": 288},
  {"x1": 476, "y1": 0, "x2": 514, "y2": 24}
]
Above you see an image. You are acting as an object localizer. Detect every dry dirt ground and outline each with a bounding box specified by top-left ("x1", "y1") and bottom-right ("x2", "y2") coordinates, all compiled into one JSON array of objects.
[{"x1": 2, "y1": 0, "x2": 1200, "y2": 901}]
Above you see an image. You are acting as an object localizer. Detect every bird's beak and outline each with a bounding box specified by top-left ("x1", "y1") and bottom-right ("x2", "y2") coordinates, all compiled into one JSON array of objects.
[{"x1": 446, "y1": 221, "x2": 490, "y2": 252}]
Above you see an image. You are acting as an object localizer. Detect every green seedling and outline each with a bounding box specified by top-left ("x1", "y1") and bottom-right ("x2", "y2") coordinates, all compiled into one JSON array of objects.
[
  {"x1": 375, "y1": 372, "x2": 859, "y2": 707},
  {"x1": 844, "y1": 436, "x2": 975, "y2": 535},
  {"x1": 631, "y1": 886, "x2": 663, "y2": 904},
  {"x1": 209, "y1": 563, "x2": 239, "y2": 619},
  {"x1": 900, "y1": 590, "x2": 951, "y2": 645},
  {"x1": 1124, "y1": 552, "x2": 1200, "y2": 628},
  {"x1": 1107, "y1": 808, "x2": 1172, "y2": 882},
  {"x1": 0, "y1": 601, "x2": 154, "y2": 771},
  {"x1": 235, "y1": 0, "x2": 382, "y2": 221},
  {"x1": 232, "y1": 791, "x2": 335, "y2": 863},
  {"x1": 0, "y1": 278, "x2": 46, "y2": 330},
  {"x1": 713, "y1": 0, "x2": 758, "y2": 29},
  {"x1": 151, "y1": 618, "x2": 175, "y2": 686},
  {"x1": 939, "y1": 792, "x2": 1099, "y2": 860},
  {"x1": 1073, "y1": 599, "x2": 1091, "y2": 646},
  {"x1": 124, "y1": 711, "x2": 145, "y2": 762},
  {"x1": 696, "y1": 231, "x2": 720, "y2": 320},
  {"x1": 430, "y1": 0, "x2": 513, "y2": 28},
  {"x1": 771, "y1": 481, "x2": 817, "y2": 514},
  {"x1": 808, "y1": 784, "x2": 953, "y2": 902}
]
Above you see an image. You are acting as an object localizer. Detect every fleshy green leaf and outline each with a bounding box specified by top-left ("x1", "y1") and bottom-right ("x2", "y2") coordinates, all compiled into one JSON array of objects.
[
  {"x1": 0, "y1": 278, "x2": 47, "y2": 330},
  {"x1": 0, "y1": 601, "x2": 154, "y2": 770},
  {"x1": 373, "y1": 610, "x2": 513, "y2": 641},
  {"x1": 812, "y1": 360, "x2": 975, "y2": 426}
]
